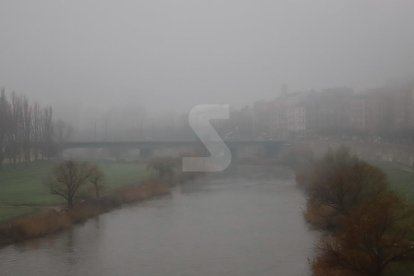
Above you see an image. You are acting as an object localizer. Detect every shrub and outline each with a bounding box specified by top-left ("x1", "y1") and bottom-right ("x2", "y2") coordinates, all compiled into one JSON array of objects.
[
  {"x1": 305, "y1": 148, "x2": 388, "y2": 230},
  {"x1": 313, "y1": 193, "x2": 414, "y2": 276},
  {"x1": 147, "y1": 157, "x2": 178, "y2": 182}
]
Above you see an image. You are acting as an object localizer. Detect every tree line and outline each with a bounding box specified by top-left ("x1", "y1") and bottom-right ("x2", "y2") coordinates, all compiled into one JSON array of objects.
[
  {"x1": 285, "y1": 147, "x2": 414, "y2": 275},
  {"x1": 45, "y1": 157, "x2": 180, "y2": 209},
  {"x1": 0, "y1": 88, "x2": 59, "y2": 166}
]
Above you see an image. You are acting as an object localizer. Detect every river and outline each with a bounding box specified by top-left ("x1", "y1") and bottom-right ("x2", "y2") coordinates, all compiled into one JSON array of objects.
[{"x1": 0, "y1": 165, "x2": 316, "y2": 276}]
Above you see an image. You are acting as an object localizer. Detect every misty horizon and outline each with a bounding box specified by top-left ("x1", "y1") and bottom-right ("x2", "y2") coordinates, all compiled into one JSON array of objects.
[
  {"x1": 1, "y1": 2, "x2": 414, "y2": 275},
  {"x1": 1, "y1": 0, "x2": 414, "y2": 123}
]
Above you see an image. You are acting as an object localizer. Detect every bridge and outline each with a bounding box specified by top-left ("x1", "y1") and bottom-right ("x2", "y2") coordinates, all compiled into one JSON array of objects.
[{"x1": 61, "y1": 140, "x2": 287, "y2": 160}]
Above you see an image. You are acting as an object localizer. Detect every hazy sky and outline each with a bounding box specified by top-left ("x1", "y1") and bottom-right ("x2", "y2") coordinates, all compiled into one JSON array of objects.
[{"x1": 1, "y1": 0, "x2": 414, "y2": 121}]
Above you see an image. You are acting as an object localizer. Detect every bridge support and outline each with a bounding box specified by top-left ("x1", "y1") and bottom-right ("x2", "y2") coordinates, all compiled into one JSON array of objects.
[
  {"x1": 140, "y1": 148, "x2": 154, "y2": 160},
  {"x1": 264, "y1": 143, "x2": 281, "y2": 158},
  {"x1": 229, "y1": 146, "x2": 239, "y2": 160}
]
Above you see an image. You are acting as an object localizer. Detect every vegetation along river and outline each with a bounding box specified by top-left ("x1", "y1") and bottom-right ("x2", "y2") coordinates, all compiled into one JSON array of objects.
[{"x1": 0, "y1": 165, "x2": 316, "y2": 276}]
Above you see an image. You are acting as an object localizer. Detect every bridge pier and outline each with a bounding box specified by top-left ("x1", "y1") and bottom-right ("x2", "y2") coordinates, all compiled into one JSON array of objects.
[
  {"x1": 229, "y1": 146, "x2": 239, "y2": 160},
  {"x1": 264, "y1": 143, "x2": 281, "y2": 158},
  {"x1": 140, "y1": 148, "x2": 154, "y2": 160}
]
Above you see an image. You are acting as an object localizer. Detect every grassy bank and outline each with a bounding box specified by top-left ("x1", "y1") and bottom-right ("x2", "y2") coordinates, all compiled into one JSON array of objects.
[
  {"x1": 365, "y1": 162, "x2": 414, "y2": 275},
  {"x1": 291, "y1": 149, "x2": 414, "y2": 275},
  {"x1": 0, "y1": 157, "x2": 202, "y2": 247},
  {"x1": 0, "y1": 179, "x2": 171, "y2": 246},
  {"x1": 0, "y1": 161, "x2": 149, "y2": 222},
  {"x1": 373, "y1": 161, "x2": 414, "y2": 202}
]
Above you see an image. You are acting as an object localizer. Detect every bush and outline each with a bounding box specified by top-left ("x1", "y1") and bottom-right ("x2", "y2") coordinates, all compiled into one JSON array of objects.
[
  {"x1": 305, "y1": 148, "x2": 388, "y2": 230},
  {"x1": 300, "y1": 148, "x2": 414, "y2": 275},
  {"x1": 147, "y1": 157, "x2": 178, "y2": 182},
  {"x1": 313, "y1": 193, "x2": 414, "y2": 276}
]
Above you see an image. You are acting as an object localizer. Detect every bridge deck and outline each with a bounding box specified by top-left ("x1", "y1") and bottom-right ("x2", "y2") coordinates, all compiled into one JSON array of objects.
[{"x1": 62, "y1": 140, "x2": 285, "y2": 149}]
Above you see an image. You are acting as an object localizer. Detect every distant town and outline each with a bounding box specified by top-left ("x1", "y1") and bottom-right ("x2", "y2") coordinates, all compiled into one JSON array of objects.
[{"x1": 235, "y1": 82, "x2": 414, "y2": 141}]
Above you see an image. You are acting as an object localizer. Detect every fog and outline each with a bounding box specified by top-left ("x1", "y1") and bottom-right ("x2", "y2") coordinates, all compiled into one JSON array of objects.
[
  {"x1": 2, "y1": 3, "x2": 414, "y2": 275},
  {"x1": 1, "y1": 0, "x2": 414, "y2": 126}
]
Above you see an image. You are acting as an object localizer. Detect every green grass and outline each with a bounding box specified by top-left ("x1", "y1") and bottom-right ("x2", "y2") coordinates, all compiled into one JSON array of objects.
[
  {"x1": 373, "y1": 162, "x2": 414, "y2": 275},
  {"x1": 98, "y1": 163, "x2": 150, "y2": 190},
  {"x1": 0, "y1": 161, "x2": 149, "y2": 221},
  {"x1": 374, "y1": 161, "x2": 414, "y2": 202}
]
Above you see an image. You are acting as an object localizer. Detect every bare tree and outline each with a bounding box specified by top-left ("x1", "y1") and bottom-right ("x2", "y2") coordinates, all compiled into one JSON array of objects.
[
  {"x1": 41, "y1": 106, "x2": 54, "y2": 159},
  {"x1": 54, "y1": 119, "x2": 73, "y2": 145},
  {"x1": 31, "y1": 102, "x2": 42, "y2": 161},
  {"x1": 0, "y1": 89, "x2": 60, "y2": 166},
  {"x1": 147, "y1": 157, "x2": 176, "y2": 181},
  {"x1": 46, "y1": 160, "x2": 92, "y2": 208},
  {"x1": 22, "y1": 96, "x2": 32, "y2": 163},
  {"x1": 0, "y1": 89, "x2": 11, "y2": 166},
  {"x1": 88, "y1": 165, "x2": 105, "y2": 198}
]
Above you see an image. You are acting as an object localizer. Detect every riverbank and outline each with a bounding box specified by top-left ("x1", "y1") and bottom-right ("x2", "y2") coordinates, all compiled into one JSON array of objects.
[
  {"x1": 291, "y1": 139, "x2": 414, "y2": 202},
  {"x1": 0, "y1": 156, "x2": 205, "y2": 247},
  {"x1": 287, "y1": 145, "x2": 414, "y2": 275},
  {"x1": 0, "y1": 165, "x2": 315, "y2": 276},
  {"x1": 295, "y1": 138, "x2": 414, "y2": 166},
  {"x1": 0, "y1": 178, "x2": 171, "y2": 247},
  {"x1": 374, "y1": 161, "x2": 414, "y2": 202},
  {"x1": 0, "y1": 161, "x2": 149, "y2": 222}
]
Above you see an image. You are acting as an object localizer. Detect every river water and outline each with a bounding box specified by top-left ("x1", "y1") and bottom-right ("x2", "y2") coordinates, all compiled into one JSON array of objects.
[{"x1": 0, "y1": 165, "x2": 316, "y2": 276}]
